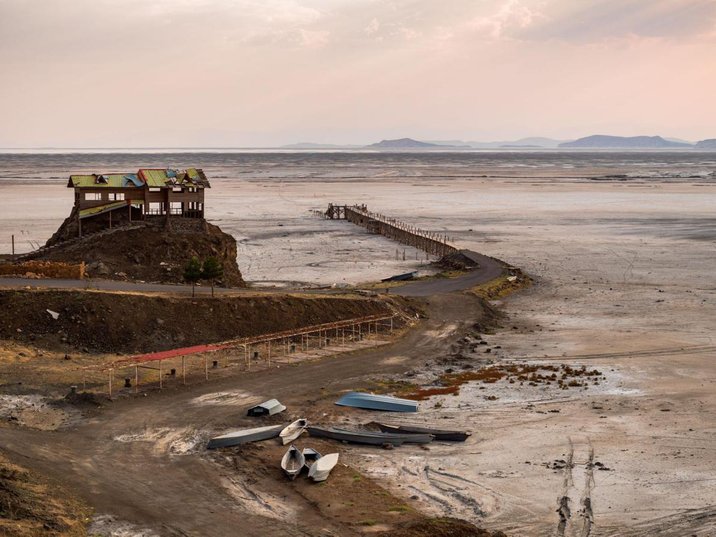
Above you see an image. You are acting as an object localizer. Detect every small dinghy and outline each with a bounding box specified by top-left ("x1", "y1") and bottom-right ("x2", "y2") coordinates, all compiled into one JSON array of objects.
[
  {"x1": 335, "y1": 392, "x2": 418, "y2": 412},
  {"x1": 279, "y1": 419, "x2": 308, "y2": 445},
  {"x1": 281, "y1": 445, "x2": 305, "y2": 480},
  {"x1": 374, "y1": 422, "x2": 471, "y2": 442},
  {"x1": 207, "y1": 424, "x2": 284, "y2": 449},
  {"x1": 308, "y1": 453, "x2": 339, "y2": 482},
  {"x1": 302, "y1": 447, "x2": 322, "y2": 471}
]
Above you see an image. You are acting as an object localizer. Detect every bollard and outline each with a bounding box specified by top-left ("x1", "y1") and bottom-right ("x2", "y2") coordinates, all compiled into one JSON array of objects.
[
  {"x1": 124, "y1": 377, "x2": 132, "y2": 388},
  {"x1": 69, "y1": 385, "x2": 77, "y2": 395}
]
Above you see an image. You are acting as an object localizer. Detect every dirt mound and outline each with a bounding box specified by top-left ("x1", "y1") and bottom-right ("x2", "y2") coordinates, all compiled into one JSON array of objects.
[
  {"x1": 26, "y1": 218, "x2": 244, "y2": 286},
  {"x1": 381, "y1": 518, "x2": 507, "y2": 537},
  {"x1": 0, "y1": 452, "x2": 90, "y2": 536},
  {"x1": 0, "y1": 289, "x2": 398, "y2": 353},
  {"x1": 437, "y1": 250, "x2": 481, "y2": 271}
]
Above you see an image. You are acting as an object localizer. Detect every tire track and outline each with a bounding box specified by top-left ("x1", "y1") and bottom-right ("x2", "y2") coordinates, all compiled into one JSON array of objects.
[
  {"x1": 556, "y1": 438, "x2": 574, "y2": 537},
  {"x1": 579, "y1": 442, "x2": 595, "y2": 537},
  {"x1": 556, "y1": 436, "x2": 597, "y2": 537}
]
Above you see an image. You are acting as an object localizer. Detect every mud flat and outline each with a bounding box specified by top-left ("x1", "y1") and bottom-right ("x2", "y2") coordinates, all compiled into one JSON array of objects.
[
  {"x1": 1, "y1": 159, "x2": 715, "y2": 535},
  {"x1": 322, "y1": 180, "x2": 716, "y2": 535}
]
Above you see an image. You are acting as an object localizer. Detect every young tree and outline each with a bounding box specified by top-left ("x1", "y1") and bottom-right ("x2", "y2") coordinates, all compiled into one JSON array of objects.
[
  {"x1": 201, "y1": 256, "x2": 224, "y2": 297},
  {"x1": 183, "y1": 256, "x2": 202, "y2": 297}
]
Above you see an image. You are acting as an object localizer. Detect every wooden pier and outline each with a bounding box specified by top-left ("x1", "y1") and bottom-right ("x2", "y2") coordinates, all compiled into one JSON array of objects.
[{"x1": 324, "y1": 204, "x2": 457, "y2": 258}]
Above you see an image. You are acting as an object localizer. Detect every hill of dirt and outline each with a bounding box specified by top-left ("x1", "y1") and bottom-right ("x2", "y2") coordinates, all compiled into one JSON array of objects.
[
  {"x1": 0, "y1": 289, "x2": 403, "y2": 353},
  {"x1": 26, "y1": 217, "x2": 244, "y2": 286},
  {"x1": 0, "y1": 452, "x2": 90, "y2": 537}
]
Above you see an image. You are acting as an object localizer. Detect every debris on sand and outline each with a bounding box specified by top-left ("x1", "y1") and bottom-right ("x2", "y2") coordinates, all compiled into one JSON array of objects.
[
  {"x1": 88, "y1": 514, "x2": 160, "y2": 537},
  {"x1": 0, "y1": 394, "x2": 75, "y2": 430},
  {"x1": 395, "y1": 363, "x2": 605, "y2": 401}
]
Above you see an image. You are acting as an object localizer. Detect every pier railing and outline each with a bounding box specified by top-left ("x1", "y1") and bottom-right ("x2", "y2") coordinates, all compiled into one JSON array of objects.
[{"x1": 324, "y1": 203, "x2": 458, "y2": 258}]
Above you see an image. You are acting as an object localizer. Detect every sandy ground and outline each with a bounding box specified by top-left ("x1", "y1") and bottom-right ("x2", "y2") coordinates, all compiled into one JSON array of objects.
[{"x1": 1, "y1": 164, "x2": 716, "y2": 535}]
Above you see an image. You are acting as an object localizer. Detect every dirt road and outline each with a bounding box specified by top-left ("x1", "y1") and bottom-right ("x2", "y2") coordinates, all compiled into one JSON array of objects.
[
  {"x1": 0, "y1": 249, "x2": 506, "y2": 298},
  {"x1": 1, "y1": 292, "x2": 491, "y2": 536},
  {"x1": 394, "y1": 251, "x2": 505, "y2": 297}
]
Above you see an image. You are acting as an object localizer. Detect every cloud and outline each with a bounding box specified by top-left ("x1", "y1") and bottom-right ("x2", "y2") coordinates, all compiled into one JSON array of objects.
[
  {"x1": 364, "y1": 17, "x2": 380, "y2": 36},
  {"x1": 467, "y1": 0, "x2": 543, "y2": 40},
  {"x1": 1, "y1": 0, "x2": 715, "y2": 146},
  {"x1": 517, "y1": 0, "x2": 716, "y2": 42}
]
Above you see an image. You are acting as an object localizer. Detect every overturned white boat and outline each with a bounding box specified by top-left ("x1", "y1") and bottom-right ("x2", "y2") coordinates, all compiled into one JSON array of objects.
[
  {"x1": 207, "y1": 424, "x2": 284, "y2": 450},
  {"x1": 281, "y1": 445, "x2": 305, "y2": 480},
  {"x1": 279, "y1": 419, "x2": 308, "y2": 445},
  {"x1": 308, "y1": 452, "x2": 339, "y2": 482}
]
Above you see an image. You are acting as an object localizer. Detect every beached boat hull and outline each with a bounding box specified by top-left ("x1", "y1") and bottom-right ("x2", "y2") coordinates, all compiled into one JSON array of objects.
[
  {"x1": 374, "y1": 423, "x2": 471, "y2": 442},
  {"x1": 335, "y1": 392, "x2": 418, "y2": 412},
  {"x1": 207, "y1": 424, "x2": 284, "y2": 449},
  {"x1": 307, "y1": 426, "x2": 432, "y2": 446}
]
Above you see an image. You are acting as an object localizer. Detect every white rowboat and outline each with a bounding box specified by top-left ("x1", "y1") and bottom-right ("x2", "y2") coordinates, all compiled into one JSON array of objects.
[
  {"x1": 281, "y1": 445, "x2": 305, "y2": 480},
  {"x1": 279, "y1": 419, "x2": 308, "y2": 445}
]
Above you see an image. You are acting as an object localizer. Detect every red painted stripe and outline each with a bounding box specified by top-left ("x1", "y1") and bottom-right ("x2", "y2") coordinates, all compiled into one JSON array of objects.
[{"x1": 128, "y1": 342, "x2": 232, "y2": 364}]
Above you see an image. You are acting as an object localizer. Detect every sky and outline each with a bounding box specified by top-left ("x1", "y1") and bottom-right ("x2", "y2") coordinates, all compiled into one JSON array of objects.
[{"x1": 1, "y1": 0, "x2": 715, "y2": 147}]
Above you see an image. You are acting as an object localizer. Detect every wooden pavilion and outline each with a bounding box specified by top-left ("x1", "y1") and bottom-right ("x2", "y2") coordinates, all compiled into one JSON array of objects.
[{"x1": 67, "y1": 168, "x2": 210, "y2": 237}]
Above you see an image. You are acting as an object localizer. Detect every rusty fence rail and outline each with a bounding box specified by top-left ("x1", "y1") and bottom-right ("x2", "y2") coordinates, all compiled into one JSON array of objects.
[{"x1": 82, "y1": 313, "x2": 399, "y2": 396}]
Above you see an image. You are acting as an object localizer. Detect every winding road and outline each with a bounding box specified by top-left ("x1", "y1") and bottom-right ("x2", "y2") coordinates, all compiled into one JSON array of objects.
[{"x1": 0, "y1": 250, "x2": 505, "y2": 297}]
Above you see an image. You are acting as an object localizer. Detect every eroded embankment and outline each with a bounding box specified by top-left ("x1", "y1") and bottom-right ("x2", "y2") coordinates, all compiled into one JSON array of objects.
[
  {"x1": 0, "y1": 289, "x2": 409, "y2": 353},
  {"x1": 0, "y1": 452, "x2": 90, "y2": 537}
]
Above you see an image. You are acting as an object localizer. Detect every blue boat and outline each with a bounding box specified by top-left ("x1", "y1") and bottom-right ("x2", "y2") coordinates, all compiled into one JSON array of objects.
[{"x1": 335, "y1": 392, "x2": 418, "y2": 412}]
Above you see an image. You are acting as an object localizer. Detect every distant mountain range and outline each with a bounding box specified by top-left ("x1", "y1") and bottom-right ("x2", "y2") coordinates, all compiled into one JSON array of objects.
[
  {"x1": 427, "y1": 137, "x2": 568, "y2": 149},
  {"x1": 559, "y1": 135, "x2": 691, "y2": 149},
  {"x1": 280, "y1": 135, "x2": 716, "y2": 150},
  {"x1": 368, "y1": 138, "x2": 468, "y2": 149},
  {"x1": 695, "y1": 139, "x2": 716, "y2": 149}
]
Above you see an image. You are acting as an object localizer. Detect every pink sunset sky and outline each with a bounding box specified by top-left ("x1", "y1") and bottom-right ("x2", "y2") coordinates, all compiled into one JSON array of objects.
[{"x1": 1, "y1": 0, "x2": 715, "y2": 147}]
